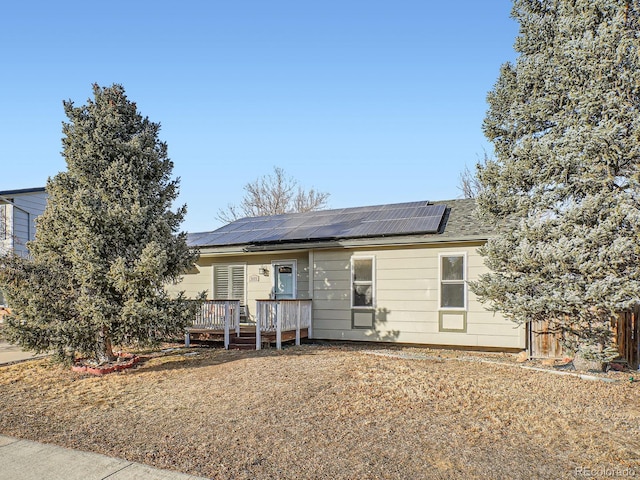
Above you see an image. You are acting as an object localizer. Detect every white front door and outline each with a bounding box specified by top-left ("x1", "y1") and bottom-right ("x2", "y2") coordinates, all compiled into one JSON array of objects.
[{"x1": 273, "y1": 261, "x2": 296, "y2": 299}]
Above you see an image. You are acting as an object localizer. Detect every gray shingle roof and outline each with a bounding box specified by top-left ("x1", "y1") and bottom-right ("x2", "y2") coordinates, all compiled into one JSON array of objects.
[
  {"x1": 188, "y1": 198, "x2": 492, "y2": 249},
  {"x1": 431, "y1": 198, "x2": 492, "y2": 240}
]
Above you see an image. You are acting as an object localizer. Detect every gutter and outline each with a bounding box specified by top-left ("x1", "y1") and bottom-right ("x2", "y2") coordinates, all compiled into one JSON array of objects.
[{"x1": 194, "y1": 235, "x2": 489, "y2": 256}]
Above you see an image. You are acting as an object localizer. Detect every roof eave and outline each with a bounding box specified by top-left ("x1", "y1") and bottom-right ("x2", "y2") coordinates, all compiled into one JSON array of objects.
[
  {"x1": 194, "y1": 233, "x2": 490, "y2": 255},
  {"x1": 0, "y1": 187, "x2": 46, "y2": 196}
]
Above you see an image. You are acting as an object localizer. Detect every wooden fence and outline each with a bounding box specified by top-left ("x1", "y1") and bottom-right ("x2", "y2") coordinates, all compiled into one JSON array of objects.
[
  {"x1": 614, "y1": 309, "x2": 639, "y2": 369},
  {"x1": 528, "y1": 319, "x2": 565, "y2": 359},
  {"x1": 529, "y1": 307, "x2": 640, "y2": 369}
]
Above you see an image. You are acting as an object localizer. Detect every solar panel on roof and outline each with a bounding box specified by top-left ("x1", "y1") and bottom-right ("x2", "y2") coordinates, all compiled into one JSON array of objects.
[
  {"x1": 280, "y1": 217, "x2": 309, "y2": 228},
  {"x1": 402, "y1": 217, "x2": 441, "y2": 232},
  {"x1": 189, "y1": 201, "x2": 446, "y2": 247},
  {"x1": 307, "y1": 222, "x2": 348, "y2": 239},
  {"x1": 277, "y1": 225, "x2": 317, "y2": 241}
]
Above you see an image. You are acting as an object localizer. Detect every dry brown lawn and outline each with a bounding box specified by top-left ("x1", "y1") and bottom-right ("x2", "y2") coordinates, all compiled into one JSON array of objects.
[{"x1": 0, "y1": 343, "x2": 638, "y2": 480}]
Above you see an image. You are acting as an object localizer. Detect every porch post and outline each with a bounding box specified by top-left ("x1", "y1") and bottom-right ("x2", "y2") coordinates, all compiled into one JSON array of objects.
[
  {"x1": 295, "y1": 301, "x2": 301, "y2": 346},
  {"x1": 185, "y1": 331, "x2": 190, "y2": 347},
  {"x1": 276, "y1": 301, "x2": 282, "y2": 350},
  {"x1": 224, "y1": 300, "x2": 230, "y2": 350},
  {"x1": 235, "y1": 301, "x2": 241, "y2": 337},
  {"x1": 256, "y1": 301, "x2": 262, "y2": 350}
]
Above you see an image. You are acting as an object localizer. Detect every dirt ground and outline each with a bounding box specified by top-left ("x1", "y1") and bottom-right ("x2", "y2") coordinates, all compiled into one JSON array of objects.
[{"x1": 0, "y1": 343, "x2": 638, "y2": 480}]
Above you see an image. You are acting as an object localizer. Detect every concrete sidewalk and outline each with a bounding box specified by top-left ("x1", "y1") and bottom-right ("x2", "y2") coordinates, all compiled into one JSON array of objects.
[
  {"x1": 0, "y1": 344, "x2": 209, "y2": 479},
  {"x1": 0, "y1": 340, "x2": 45, "y2": 365},
  {"x1": 0, "y1": 435, "x2": 208, "y2": 480}
]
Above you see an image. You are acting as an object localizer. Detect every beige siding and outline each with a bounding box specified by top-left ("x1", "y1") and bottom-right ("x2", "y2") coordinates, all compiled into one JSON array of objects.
[
  {"x1": 168, "y1": 240, "x2": 526, "y2": 350},
  {"x1": 167, "y1": 251, "x2": 309, "y2": 322},
  {"x1": 312, "y1": 243, "x2": 525, "y2": 350},
  {"x1": 167, "y1": 264, "x2": 213, "y2": 299}
]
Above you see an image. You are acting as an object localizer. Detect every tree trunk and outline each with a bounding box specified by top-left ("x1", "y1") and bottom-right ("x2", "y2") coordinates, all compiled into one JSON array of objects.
[
  {"x1": 96, "y1": 326, "x2": 116, "y2": 364},
  {"x1": 573, "y1": 354, "x2": 605, "y2": 372}
]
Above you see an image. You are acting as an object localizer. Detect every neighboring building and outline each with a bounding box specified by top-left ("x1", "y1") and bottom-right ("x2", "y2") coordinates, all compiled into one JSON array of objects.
[
  {"x1": 0, "y1": 187, "x2": 48, "y2": 306},
  {"x1": 169, "y1": 199, "x2": 526, "y2": 351}
]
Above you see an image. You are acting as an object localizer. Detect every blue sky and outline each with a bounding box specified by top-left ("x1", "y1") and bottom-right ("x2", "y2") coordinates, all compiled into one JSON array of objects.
[{"x1": 1, "y1": 1, "x2": 518, "y2": 233}]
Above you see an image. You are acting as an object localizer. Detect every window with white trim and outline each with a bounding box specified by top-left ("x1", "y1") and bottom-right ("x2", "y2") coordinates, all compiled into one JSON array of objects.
[
  {"x1": 439, "y1": 254, "x2": 466, "y2": 309},
  {"x1": 351, "y1": 256, "x2": 375, "y2": 308}
]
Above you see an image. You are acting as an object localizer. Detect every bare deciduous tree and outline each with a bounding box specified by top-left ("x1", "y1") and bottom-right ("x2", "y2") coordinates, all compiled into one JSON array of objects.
[
  {"x1": 217, "y1": 166, "x2": 330, "y2": 223},
  {"x1": 457, "y1": 154, "x2": 489, "y2": 199},
  {"x1": 458, "y1": 165, "x2": 480, "y2": 199}
]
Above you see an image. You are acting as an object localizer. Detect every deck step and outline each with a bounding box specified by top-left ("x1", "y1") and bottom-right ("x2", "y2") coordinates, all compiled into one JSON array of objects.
[
  {"x1": 231, "y1": 336, "x2": 257, "y2": 344},
  {"x1": 229, "y1": 343, "x2": 257, "y2": 350},
  {"x1": 229, "y1": 335, "x2": 258, "y2": 350}
]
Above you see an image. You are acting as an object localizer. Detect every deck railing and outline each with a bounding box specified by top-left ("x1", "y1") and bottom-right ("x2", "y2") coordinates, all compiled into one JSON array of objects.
[
  {"x1": 255, "y1": 299, "x2": 313, "y2": 350},
  {"x1": 187, "y1": 299, "x2": 241, "y2": 349}
]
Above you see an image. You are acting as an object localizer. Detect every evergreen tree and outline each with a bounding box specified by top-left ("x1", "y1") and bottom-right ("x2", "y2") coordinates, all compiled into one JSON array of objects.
[
  {"x1": 0, "y1": 84, "x2": 201, "y2": 364},
  {"x1": 472, "y1": 0, "x2": 640, "y2": 361}
]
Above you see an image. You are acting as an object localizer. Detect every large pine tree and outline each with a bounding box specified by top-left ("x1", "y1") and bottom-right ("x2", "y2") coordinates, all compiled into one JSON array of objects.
[
  {"x1": 0, "y1": 84, "x2": 200, "y2": 364},
  {"x1": 472, "y1": 0, "x2": 640, "y2": 360}
]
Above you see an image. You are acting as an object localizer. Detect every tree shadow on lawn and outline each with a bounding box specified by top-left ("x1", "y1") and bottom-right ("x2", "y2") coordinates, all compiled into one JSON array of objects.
[{"x1": 127, "y1": 342, "x2": 324, "y2": 376}]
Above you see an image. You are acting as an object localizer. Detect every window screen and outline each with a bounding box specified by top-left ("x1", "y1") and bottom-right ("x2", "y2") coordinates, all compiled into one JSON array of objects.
[
  {"x1": 352, "y1": 257, "x2": 374, "y2": 308},
  {"x1": 440, "y1": 255, "x2": 465, "y2": 309}
]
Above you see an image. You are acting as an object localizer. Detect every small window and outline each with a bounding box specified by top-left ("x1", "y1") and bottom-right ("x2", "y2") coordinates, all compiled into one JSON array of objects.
[
  {"x1": 440, "y1": 254, "x2": 466, "y2": 309},
  {"x1": 351, "y1": 256, "x2": 375, "y2": 308}
]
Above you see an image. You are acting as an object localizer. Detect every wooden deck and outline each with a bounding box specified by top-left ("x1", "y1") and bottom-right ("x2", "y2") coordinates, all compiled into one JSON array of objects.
[
  {"x1": 186, "y1": 299, "x2": 312, "y2": 350},
  {"x1": 186, "y1": 326, "x2": 310, "y2": 350}
]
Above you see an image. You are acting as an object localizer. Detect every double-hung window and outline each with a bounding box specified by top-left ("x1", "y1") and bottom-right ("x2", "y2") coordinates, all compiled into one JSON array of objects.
[
  {"x1": 351, "y1": 256, "x2": 375, "y2": 308},
  {"x1": 439, "y1": 254, "x2": 466, "y2": 309},
  {"x1": 351, "y1": 255, "x2": 375, "y2": 329}
]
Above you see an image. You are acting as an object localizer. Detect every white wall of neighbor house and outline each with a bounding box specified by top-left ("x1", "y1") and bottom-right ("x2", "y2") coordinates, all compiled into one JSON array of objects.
[
  {"x1": 167, "y1": 251, "x2": 310, "y2": 322},
  {"x1": 312, "y1": 243, "x2": 525, "y2": 350},
  {"x1": 0, "y1": 192, "x2": 48, "y2": 257},
  {"x1": 0, "y1": 191, "x2": 48, "y2": 306},
  {"x1": 0, "y1": 204, "x2": 12, "y2": 256}
]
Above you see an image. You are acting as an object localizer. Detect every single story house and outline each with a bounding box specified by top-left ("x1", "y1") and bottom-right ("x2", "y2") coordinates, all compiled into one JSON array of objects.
[{"x1": 169, "y1": 198, "x2": 526, "y2": 351}]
